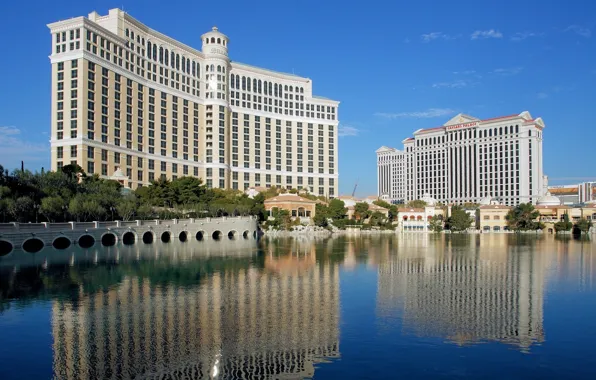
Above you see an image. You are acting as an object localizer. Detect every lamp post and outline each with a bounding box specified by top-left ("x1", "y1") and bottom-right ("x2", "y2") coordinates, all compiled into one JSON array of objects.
[
  {"x1": 62, "y1": 205, "x2": 68, "y2": 222},
  {"x1": 110, "y1": 206, "x2": 116, "y2": 221},
  {"x1": 33, "y1": 204, "x2": 40, "y2": 223}
]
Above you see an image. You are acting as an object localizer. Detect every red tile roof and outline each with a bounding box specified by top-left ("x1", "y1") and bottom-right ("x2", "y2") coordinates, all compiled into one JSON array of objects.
[
  {"x1": 480, "y1": 114, "x2": 519, "y2": 123},
  {"x1": 264, "y1": 194, "x2": 316, "y2": 204},
  {"x1": 479, "y1": 205, "x2": 511, "y2": 210},
  {"x1": 416, "y1": 126, "x2": 444, "y2": 134}
]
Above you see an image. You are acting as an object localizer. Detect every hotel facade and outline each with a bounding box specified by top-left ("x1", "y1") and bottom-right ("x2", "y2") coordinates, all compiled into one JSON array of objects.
[
  {"x1": 377, "y1": 112, "x2": 546, "y2": 206},
  {"x1": 48, "y1": 9, "x2": 339, "y2": 197}
]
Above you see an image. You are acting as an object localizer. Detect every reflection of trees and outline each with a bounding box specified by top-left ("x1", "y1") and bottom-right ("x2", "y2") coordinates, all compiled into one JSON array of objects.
[{"x1": 0, "y1": 254, "x2": 265, "y2": 311}]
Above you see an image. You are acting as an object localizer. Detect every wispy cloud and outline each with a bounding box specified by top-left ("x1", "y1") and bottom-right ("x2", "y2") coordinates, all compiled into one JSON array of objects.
[
  {"x1": 432, "y1": 80, "x2": 471, "y2": 89},
  {"x1": 566, "y1": 25, "x2": 591, "y2": 38},
  {"x1": 492, "y1": 67, "x2": 523, "y2": 76},
  {"x1": 453, "y1": 70, "x2": 477, "y2": 75},
  {"x1": 375, "y1": 108, "x2": 456, "y2": 119},
  {"x1": 0, "y1": 126, "x2": 48, "y2": 170},
  {"x1": 549, "y1": 177, "x2": 596, "y2": 181},
  {"x1": 536, "y1": 85, "x2": 575, "y2": 100},
  {"x1": 471, "y1": 29, "x2": 503, "y2": 40},
  {"x1": 510, "y1": 31, "x2": 544, "y2": 41},
  {"x1": 338, "y1": 125, "x2": 360, "y2": 137},
  {"x1": 420, "y1": 32, "x2": 458, "y2": 42}
]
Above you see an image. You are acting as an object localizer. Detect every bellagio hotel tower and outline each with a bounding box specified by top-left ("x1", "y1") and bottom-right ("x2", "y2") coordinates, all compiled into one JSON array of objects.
[{"x1": 48, "y1": 9, "x2": 339, "y2": 197}]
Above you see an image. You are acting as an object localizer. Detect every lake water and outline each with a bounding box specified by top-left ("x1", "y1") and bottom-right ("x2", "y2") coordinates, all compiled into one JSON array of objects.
[{"x1": 1, "y1": 234, "x2": 596, "y2": 379}]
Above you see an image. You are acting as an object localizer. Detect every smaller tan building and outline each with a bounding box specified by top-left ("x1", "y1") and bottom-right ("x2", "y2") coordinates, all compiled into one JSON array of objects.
[
  {"x1": 336, "y1": 195, "x2": 389, "y2": 220},
  {"x1": 264, "y1": 194, "x2": 317, "y2": 219},
  {"x1": 478, "y1": 205, "x2": 511, "y2": 232},
  {"x1": 397, "y1": 206, "x2": 445, "y2": 232}
]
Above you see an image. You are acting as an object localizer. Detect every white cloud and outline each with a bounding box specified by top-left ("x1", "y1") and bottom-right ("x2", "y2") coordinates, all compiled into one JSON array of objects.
[
  {"x1": 492, "y1": 67, "x2": 523, "y2": 76},
  {"x1": 566, "y1": 25, "x2": 591, "y2": 38},
  {"x1": 549, "y1": 177, "x2": 596, "y2": 181},
  {"x1": 471, "y1": 29, "x2": 503, "y2": 40},
  {"x1": 432, "y1": 79, "x2": 471, "y2": 89},
  {"x1": 537, "y1": 92, "x2": 548, "y2": 99},
  {"x1": 510, "y1": 31, "x2": 543, "y2": 41},
  {"x1": 375, "y1": 108, "x2": 456, "y2": 119},
  {"x1": 453, "y1": 70, "x2": 477, "y2": 75},
  {"x1": 0, "y1": 126, "x2": 47, "y2": 170},
  {"x1": 338, "y1": 125, "x2": 360, "y2": 137},
  {"x1": 0, "y1": 126, "x2": 20, "y2": 136},
  {"x1": 420, "y1": 32, "x2": 458, "y2": 42}
]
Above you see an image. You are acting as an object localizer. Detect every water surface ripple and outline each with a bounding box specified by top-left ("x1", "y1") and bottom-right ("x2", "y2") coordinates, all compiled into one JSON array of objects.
[{"x1": 1, "y1": 234, "x2": 595, "y2": 379}]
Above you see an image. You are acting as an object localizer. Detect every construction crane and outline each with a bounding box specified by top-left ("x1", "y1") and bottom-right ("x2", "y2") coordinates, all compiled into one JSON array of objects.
[{"x1": 352, "y1": 179, "x2": 359, "y2": 197}]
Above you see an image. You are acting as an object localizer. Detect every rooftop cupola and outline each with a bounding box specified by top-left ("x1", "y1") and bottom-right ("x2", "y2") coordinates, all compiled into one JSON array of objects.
[{"x1": 201, "y1": 26, "x2": 229, "y2": 57}]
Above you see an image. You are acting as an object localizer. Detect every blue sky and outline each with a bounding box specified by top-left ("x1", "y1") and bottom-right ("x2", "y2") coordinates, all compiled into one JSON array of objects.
[{"x1": 0, "y1": 0, "x2": 595, "y2": 196}]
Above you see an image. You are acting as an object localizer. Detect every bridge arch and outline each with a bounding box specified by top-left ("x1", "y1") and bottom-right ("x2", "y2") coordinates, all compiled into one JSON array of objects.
[
  {"x1": 196, "y1": 230, "x2": 205, "y2": 241},
  {"x1": 178, "y1": 231, "x2": 188, "y2": 242},
  {"x1": 52, "y1": 236, "x2": 71, "y2": 250},
  {"x1": 161, "y1": 231, "x2": 171, "y2": 243},
  {"x1": 121, "y1": 231, "x2": 136, "y2": 245},
  {"x1": 142, "y1": 231, "x2": 155, "y2": 244},
  {"x1": 212, "y1": 230, "x2": 222, "y2": 240},
  {"x1": 101, "y1": 232, "x2": 117, "y2": 246},
  {"x1": 242, "y1": 230, "x2": 250, "y2": 239},
  {"x1": 22, "y1": 238, "x2": 45, "y2": 253},
  {"x1": 228, "y1": 230, "x2": 238, "y2": 240},
  {"x1": 78, "y1": 234, "x2": 95, "y2": 248},
  {"x1": 0, "y1": 240, "x2": 14, "y2": 256}
]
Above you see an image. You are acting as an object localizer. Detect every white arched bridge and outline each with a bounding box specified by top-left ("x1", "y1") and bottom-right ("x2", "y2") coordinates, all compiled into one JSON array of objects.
[{"x1": 0, "y1": 216, "x2": 259, "y2": 256}]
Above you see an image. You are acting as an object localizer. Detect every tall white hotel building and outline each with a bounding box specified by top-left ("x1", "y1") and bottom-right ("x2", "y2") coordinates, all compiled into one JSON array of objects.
[
  {"x1": 48, "y1": 9, "x2": 339, "y2": 197},
  {"x1": 377, "y1": 112, "x2": 546, "y2": 206}
]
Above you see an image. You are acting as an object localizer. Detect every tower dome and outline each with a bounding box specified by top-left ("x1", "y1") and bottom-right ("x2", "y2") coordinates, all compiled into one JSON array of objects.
[
  {"x1": 420, "y1": 193, "x2": 437, "y2": 206},
  {"x1": 480, "y1": 195, "x2": 500, "y2": 205},
  {"x1": 536, "y1": 192, "x2": 561, "y2": 206},
  {"x1": 201, "y1": 26, "x2": 229, "y2": 57}
]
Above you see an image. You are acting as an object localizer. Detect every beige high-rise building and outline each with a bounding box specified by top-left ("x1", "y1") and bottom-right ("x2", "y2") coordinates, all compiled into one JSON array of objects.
[{"x1": 48, "y1": 9, "x2": 340, "y2": 196}]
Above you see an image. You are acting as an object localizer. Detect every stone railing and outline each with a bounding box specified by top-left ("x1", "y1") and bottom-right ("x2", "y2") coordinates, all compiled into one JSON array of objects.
[{"x1": 0, "y1": 216, "x2": 256, "y2": 233}]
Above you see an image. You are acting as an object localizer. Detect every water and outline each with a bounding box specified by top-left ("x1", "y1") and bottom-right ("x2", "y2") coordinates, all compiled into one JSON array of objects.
[{"x1": 1, "y1": 234, "x2": 596, "y2": 379}]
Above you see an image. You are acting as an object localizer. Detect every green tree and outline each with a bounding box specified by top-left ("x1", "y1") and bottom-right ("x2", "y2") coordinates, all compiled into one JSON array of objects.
[
  {"x1": 354, "y1": 202, "x2": 370, "y2": 221},
  {"x1": 368, "y1": 211, "x2": 386, "y2": 227},
  {"x1": 445, "y1": 206, "x2": 472, "y2": 232},
  {"x1": 407, "y1": 199, "x2": 427, "y2": 208},
  {"x1": 40, "y1": 195, "x2": 67, "y2": 222},
  {"x1": 506, "y1": 203, "x2": 541, "y2": 231},
  {"x1": 574, "y1": 218, "x2": 592, "y2": 234},
  {"x1": 7, "y1": 196, "x2": 35, "y2": 222},
  {"x1": 170, "y1": 176, "x2": 206, "y2": 205},
  {"x1": 117, "y1": 195, "x2": 138, "y2": 221},
  {"x1": 251, "y1": 193, "x2": 267, "y2": 221},
  {"x1": 326, "y1": 198, "x2": 347, "y2": 220},
  {"x1": 268, "y1": 208, "x2": 291, "y2": 230},
  {"x1": 61, "y1": 163, "x2": 86, "y2": 182},
  {"x1": 69, "y1": 194, "x2": 106, "y2": 222},
  {"x1": 554, "y1": 214, "x2": 573, "y2": 233},
  {"x1": 313, "y1": 204, "x2": 329, "y2": 227},
  {"x1": 373, "y1": 200, "x2": 398, "y2": 220},
  {"x1": 136, "y1": 204, "x2": 154, "y2": 220},
  {"x1": 429, "y1": 215, "x2": 444, "y2": 233}
]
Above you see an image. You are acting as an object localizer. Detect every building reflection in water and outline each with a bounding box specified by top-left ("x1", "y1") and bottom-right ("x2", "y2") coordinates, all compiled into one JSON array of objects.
[
  {"x1": 48, "y1": 240, "x2": 340, "y2": 379},
  {"x1": 376, "y1": 234, "x2": 550, "y2": 351}
]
